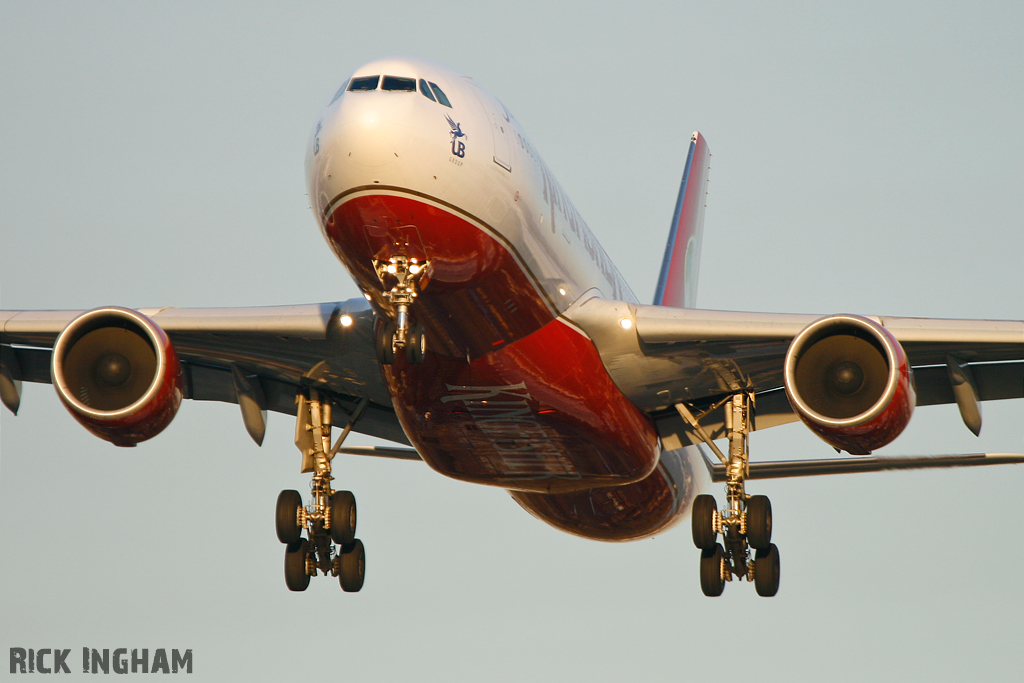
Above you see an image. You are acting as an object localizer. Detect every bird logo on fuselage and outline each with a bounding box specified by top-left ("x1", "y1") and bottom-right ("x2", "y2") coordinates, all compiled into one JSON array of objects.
[{"x1": 445, "y1": 114, "x2": 466, "y2": 158}]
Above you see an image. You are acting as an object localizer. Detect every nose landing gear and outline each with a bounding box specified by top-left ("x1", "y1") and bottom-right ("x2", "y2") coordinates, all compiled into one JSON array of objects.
[
  {"x1": 275, "y1": 390, "x2": 368, "y2": 592},
  {"x1": 679, "y1": 393, "x2": 781, "y2": 597},
  {"x1": 374, "y1": 255, "x2": 430, "y2": 365}
]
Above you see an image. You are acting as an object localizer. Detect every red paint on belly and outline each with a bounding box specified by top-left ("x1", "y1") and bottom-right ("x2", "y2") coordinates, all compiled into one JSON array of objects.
[
  {"x1": 510, "y1": 445, "x2": 701, "y2": 541},
  {"x1": 388, "y1": 318, "x2": 660, "y2": 494},
  {"x1": 323, "y1": 189, "x2": 659, "y2": 498}
]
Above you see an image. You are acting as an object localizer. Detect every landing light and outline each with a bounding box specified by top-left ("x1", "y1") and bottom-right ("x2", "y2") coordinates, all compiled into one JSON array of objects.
[
  {"x1": 409, "y1": 265, "x2": 420, "y2": 274},
  {"x1": 387, "y1": 265, "x2": 397, "y2": 274},
  {"x1": 619, "y1": 318, "x2": 633, "y2": 330},
  {"x1": 363, "y1": 293, "x2": 372, "y2": 301},
  {"x1": 340, "y1": 315, "x2": 353, "y2": 327}
]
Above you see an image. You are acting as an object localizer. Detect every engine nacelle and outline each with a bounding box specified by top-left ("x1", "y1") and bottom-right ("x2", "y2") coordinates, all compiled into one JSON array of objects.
[
  {"x1": 51, "y1": 307, "x2": 183, "y2": 447},
  {"x1": 784, "y1": 314, "x2": 915, "y2": 455}
]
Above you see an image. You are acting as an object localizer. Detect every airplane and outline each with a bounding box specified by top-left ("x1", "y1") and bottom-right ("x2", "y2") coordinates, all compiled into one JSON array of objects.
[{"x1": 1, "y1": 56, "x2": 1022, "y2": 597}]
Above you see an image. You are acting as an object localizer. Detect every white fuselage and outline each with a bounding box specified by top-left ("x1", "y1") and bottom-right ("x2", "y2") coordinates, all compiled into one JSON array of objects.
[{"x1": 305, "y1": 57, "x2": 636, "y2": 311}]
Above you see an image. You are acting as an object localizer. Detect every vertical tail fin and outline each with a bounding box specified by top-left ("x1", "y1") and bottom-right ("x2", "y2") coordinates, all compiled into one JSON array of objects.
[{"x1": 653, "y1": 132, "x2": 710, "y2": 308}]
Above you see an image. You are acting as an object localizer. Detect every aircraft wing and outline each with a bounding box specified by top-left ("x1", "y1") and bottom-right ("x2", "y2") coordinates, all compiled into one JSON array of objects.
[
  {"x1": 0, "y1": 298, "x2": 409, "y2": 446},
  {"x1": 563, "y1": 297, "x2": 1024, "y2": 447},
  {"x1": 5, "y1": 294, "x2": 1021, "y2": 454}
]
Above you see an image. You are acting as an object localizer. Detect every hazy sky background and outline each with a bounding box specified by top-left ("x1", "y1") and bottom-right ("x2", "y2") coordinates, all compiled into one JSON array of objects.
[{"x1": 2, "y1": 2, "x2": 1022, "y2": 681}]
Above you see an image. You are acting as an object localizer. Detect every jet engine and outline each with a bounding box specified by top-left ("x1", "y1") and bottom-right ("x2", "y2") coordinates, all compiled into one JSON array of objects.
[
  {"x1": 783, "y1": 314, "x2": 915, "y2": 454},
  {"x1": 51, "y1": 307, "x2": 183, "y2": 446}
]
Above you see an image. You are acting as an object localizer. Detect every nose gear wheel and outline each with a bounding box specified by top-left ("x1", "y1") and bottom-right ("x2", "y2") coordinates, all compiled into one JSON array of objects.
[
  {"x1": 275, "y1": 390, "x2": 369, "y2": 592},
  {"x1": 678, "y1": 393, "x2": 781, "y2": 597},
  {"x1": 373, "y1": 255, "x2": 430, "y2": 365}
]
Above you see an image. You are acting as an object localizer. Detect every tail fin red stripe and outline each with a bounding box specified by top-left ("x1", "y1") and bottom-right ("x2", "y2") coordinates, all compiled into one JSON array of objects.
[{"x1": 653, "y1": 132, "x2": 710, "y2": 308}]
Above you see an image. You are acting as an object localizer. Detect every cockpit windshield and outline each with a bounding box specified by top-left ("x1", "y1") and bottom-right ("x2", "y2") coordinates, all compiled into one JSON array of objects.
[
  {"x1": 429, "y1": 82, "x2": 452, "y2": 108},
  {"x1": 329, "y1": 82, "x2": 347, "y2": 105},
  {"x1": 419, "y1": 79, "x2": 436, "y2": 102},
  {"x1": 348, "y1": 75, "x2": 380, "y2": 91},
  {"x1": 340, "y1": 74, "x2": 452, "y2": 108},
  {"x1": 381, "y1": 76, "x2": 416, "y2": 92}
]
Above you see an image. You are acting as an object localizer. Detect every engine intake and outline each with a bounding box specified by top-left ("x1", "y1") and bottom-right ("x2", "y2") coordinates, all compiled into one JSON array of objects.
[
  {"x1": 784, "y1": 314, "x2": 915, "y2": 454},
  {"x1": 52, "y1": 307, "x2": 183, "y2": 446}
]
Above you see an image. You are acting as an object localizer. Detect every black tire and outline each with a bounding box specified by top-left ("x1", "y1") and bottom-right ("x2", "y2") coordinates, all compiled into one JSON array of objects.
[
  {"x1": 699, "y1": 543, "x2": 725, "y2": 597},
  {"x1": 691, "y1": 494, "x2": 718, "y2": 549},
  {"x1": 746, "y1": 495, "x2": 772, "y2": 550},
  {"x1": 754, "y1": 543, "x2": 781, "y2": 597},
  {"x1": 375, "y1": 321, "x2": 396, "y2": 365},
  {"x1": 329, "y1": 491, "x2": 357, "y2": 546},
  {"x1": 284, "y1": 539, "x2": 310, "y2": 592},
  {"x1": 339, "y1": 539, "x2": 366, "y2": 592},
  {"x1": 406, "y1": 323, "x2": 426, "y2": 365},
  {"x1": 275, "y1": 490, "x2": 302, "y2": 544}
]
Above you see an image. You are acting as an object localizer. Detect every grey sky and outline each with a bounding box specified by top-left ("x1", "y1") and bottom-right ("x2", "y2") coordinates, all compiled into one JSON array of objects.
[{"x1": 2, "y1": 2, "x2": 1023, "y2": 681}]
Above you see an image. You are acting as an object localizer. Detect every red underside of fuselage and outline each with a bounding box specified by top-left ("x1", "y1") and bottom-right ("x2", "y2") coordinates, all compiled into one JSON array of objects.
[
  {"x1": 325, "y1": 190, "x2": 661, "y2": 495},
  {"x1": 510, "y1": 445, "x2": 700, "y2": 541},
  {"x1": 386, "y1": 318, "x2": 659, "y2": 494},
  {"x1": 323, "y1": 189, "x2": 697, "y2": 538}
]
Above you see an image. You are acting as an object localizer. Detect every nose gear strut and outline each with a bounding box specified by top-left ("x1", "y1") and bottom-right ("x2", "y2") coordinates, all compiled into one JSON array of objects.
[
  {"x1": 275, "y1": 389, "x2": 368, "y2": 592},
  {"x1": 677, "y1": 393, "x2": 781, "y2": 597},
  {"x1": 374, "y1": 255, "x2": 430, "y2": 365}
]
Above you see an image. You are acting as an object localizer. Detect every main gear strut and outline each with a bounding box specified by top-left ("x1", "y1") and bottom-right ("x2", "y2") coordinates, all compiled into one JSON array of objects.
[
  {"x1": 373, "y1": 255, "x2": 430, "y2": 365},
  {"x1": 677, "y1": 393, "x2": 780, "y2": 597},
  {"x1": 275, "y1": 389, "x2": 367, "y2": 592}
]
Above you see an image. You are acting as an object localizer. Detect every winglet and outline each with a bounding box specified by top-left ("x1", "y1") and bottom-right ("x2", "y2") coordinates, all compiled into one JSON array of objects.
[{"x1": 653, "y1": 131, "x2": 711, "y2": 308}]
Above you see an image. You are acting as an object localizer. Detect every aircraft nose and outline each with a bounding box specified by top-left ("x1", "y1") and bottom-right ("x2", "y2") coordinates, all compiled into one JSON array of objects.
[
  {"x1": 307, "y1": 77, "x2": 454, "y2": 216},
  {"x1": 320, "y1": 96, "x2": 416, "y2": 172}
]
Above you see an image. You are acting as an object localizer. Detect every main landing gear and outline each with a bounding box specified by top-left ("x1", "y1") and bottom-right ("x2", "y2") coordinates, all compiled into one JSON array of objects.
[
  {"x1": 373, "y1": 254, "x2": 430, "y2": 366},
  {"x1": 678, "y1": 393, "x2": 781, "y2": 597},
  {"x1": 275, "y1": 390, "x2": 368, "y2": 592}
]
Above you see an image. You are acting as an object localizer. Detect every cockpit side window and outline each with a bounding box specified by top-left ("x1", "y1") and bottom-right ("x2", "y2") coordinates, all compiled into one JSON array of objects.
[
  {"x1": 381, "y1": 76, "x2": 416, "y2": 92},
  {"x1": 419, "y1": 79, "x2": 436, "y2": 102},
  {"x1": 429, "y1": 82, "x2": 452, "y2": 108},
  {"x1": 348, "y1": 75, "x2": 380, "y2": 91},
  {"x1": 329, "y1": 80, "x2": 349, "y2": 105}
]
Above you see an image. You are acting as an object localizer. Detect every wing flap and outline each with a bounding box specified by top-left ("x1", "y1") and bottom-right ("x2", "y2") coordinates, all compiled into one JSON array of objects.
[
  {"x1": 914, "y1": 362, "x2": 1024, "y2": 406},
  {"x1": 5, "y1": 346, "x2": 51, "y2": 384}
]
